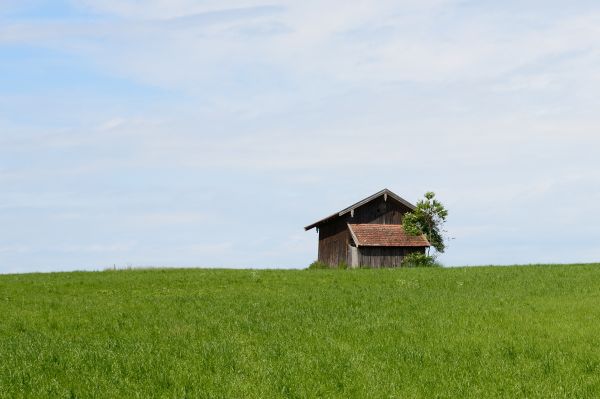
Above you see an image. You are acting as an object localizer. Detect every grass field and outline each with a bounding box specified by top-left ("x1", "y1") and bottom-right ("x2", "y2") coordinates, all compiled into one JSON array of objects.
[{"x1": 1, "y1": 264, "x2": 600, "y2": 398}]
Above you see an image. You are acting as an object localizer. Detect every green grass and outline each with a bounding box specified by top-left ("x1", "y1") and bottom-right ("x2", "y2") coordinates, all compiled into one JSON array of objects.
[{"x1": 1, "y1": 264, "x2": 600, "y2": 398}]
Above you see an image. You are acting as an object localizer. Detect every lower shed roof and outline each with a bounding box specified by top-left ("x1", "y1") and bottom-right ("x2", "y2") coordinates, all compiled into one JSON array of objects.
[{"x1": 348, "y1": 224, "x2": 430, "y2": 247}]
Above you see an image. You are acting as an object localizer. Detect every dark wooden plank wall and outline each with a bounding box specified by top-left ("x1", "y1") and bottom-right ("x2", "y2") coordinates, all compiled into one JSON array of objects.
[
  {"x1": 357, "y1": 247, "x2": 426, "y2": 268},
  {"x1": 316, "y1": 197, "x2": 414, "y2": 266},
  {"x1": 350, "y1": 196, "x2": 411, "y2": 225},
  {"x1": 317, "y1": 218, "x2": 350, "y2": 266}
]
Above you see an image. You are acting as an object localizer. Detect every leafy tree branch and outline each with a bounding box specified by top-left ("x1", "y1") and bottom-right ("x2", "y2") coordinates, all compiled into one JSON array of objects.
[{"x1": 403, "y1": 192, "x2": 448, "y2": 255}]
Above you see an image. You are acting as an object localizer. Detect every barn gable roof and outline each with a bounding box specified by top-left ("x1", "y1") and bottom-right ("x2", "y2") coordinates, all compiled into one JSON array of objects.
[
  {"x1": 304, "y1": 188, "x2": 416, "y2": 231},
  {"x1": 348, "y1": 224, "x2": 430, "y2": 247}
]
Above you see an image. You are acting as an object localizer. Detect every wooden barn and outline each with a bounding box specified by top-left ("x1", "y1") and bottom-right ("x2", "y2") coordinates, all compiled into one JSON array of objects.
[{"x1": 305, "y1": 189, "x2": 429, "y2": 268}]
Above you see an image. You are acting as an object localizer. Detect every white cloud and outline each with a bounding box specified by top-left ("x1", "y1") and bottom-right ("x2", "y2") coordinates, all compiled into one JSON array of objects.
[
  {"x1": 0, "y1": 245, "x2": 30, "y2": 254},
  {"x1": 75, "y1": 0, "x2": 275, "y2": 19},
  {"x1": 2, "y1": 0, "x2": 600, "y2": 95}
]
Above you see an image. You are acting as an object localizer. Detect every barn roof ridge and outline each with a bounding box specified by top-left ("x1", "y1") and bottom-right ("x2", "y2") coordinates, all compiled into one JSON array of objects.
[{"x1": 304, "y1": 188, "x2": 416, "y2": 231}]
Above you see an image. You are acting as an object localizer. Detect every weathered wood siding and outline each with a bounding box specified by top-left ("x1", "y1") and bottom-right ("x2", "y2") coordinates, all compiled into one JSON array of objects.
[
  {"x1": 317, "y1": 218, "x2": 349, "y2": 266},
  {"x1": 357, "y1": 247, "x2": 426, "y2": 268},
  {"x1": 317, "y1": 197, "x2": 414, "y2": 267},
  {"x1": 350, "y1": 196, "x2": 411, "y2": 225}
]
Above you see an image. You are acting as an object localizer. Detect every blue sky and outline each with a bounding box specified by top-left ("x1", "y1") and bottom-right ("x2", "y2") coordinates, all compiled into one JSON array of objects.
[{"x1": 2, "y1": 0, "x2": 600, "y2": 273}]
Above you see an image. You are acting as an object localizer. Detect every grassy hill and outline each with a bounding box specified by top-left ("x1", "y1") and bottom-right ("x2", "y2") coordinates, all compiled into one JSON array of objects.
[{"x1": 1, "y1": 264, "x2": 600, "y2": 398}]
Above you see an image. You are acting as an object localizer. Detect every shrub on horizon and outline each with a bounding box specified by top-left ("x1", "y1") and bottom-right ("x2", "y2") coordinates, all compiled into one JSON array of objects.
[
  {"x1": 307, "y1": 260, "x2": 329, "y2": 270},
  {"x1": 401, "y1": 252, "x2": 440, "y2": 268}
]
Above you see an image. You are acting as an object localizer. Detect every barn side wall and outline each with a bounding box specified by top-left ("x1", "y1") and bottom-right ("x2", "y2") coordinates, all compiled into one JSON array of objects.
[
  {"x1": 357, "y1": 247, "x2": 426, "y2": 268},
  {"x1": 317, "y1": 218, "x2": 350, "y2": 266},
  {"x1": 316, "y1": 197, "x2": 415, "y2": 267}
]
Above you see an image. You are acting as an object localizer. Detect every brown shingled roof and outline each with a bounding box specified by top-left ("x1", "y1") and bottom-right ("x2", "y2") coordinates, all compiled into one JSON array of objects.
[{"x1": 348, "y1": 224, "x2": 430, "y2": 247}]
